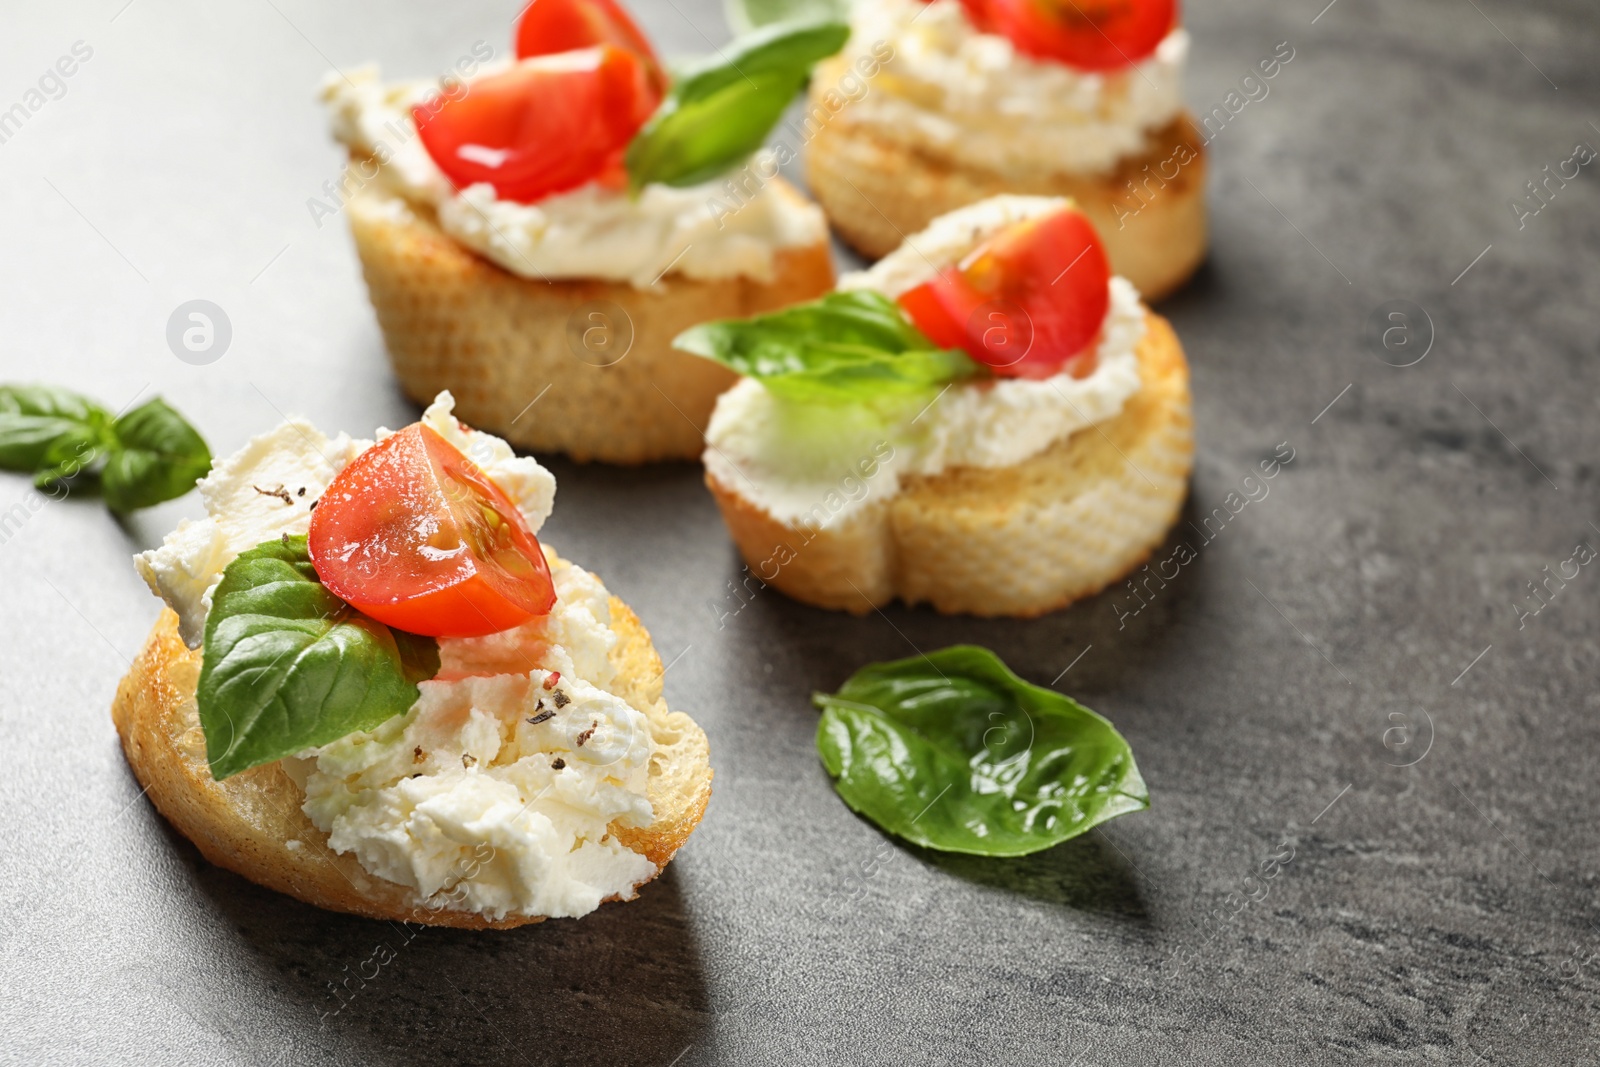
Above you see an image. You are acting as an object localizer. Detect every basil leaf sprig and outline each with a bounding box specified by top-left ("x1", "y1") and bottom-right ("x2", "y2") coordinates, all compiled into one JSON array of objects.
[
  {"x1": 724, "y1": 0, "x2": 848, "y2": 33},
  {"x1": 674, "y1": 290, "x2": 983, "y2": 403},
  {"x1": 813, "y1": 646, "x2": 1148, "y2": 857},
  {"x1": 198, "y1": 535, "x2": 439, "y2": 780},
  {"x1": 0, "y1": 385, "x2": 110, "y2": 476},
  {"x1": 0, "y1": 385, "x2": 211, "y2": 511},
  {"x1": 625, "y1": 16, "x2": 850, "y2": 191}
]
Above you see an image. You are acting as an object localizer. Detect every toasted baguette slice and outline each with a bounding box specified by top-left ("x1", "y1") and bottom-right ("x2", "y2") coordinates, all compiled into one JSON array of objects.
[
  {"x1": 805, "y1": 94, "x2": 1208, "y2": 302},
  {"x1": 111, "y1": 593, "x2": 711, "y2": 929},
  {"x1": 707, "y1": 312, "x2": 1193, "y2": 617},
  {"x1": 345, "y1": 179, "x2": 835, "y2": 465}
]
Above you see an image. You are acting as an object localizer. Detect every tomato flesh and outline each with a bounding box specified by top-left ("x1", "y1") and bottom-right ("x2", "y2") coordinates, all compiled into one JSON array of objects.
[
  {"x1": 413, "y1": 45, "x2": 657, "y2": 204},
  {"x1": 949, "y1": 0, "x2": 1175, "y2": 71},
  {"x1": 515, "y1": 0, "x2": 667, "y2": 97},
  {"x1": 897, "y1": 207, "x2": 1111, "y2": 379},
  {"x1": 308, "y1": 423, "x2": 556, "y2": 638}
]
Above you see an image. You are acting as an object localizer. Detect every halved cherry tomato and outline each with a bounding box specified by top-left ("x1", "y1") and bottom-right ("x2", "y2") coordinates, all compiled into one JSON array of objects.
[
  {"x1": 968, "y1": 0, "x2": 1175, "y2": 72},
  {"x1": 515, "y1": 0, "x2": 667, "y2": 98},
  {"x1": 413, "y1": 45, "x2": 657, "y2": 204},
  {"x1": 308, "y1": 423, "x2": 556, "y2": 638},
  {"x1": 897, "y1": 207, "x2": 1111, "y2": 379}
]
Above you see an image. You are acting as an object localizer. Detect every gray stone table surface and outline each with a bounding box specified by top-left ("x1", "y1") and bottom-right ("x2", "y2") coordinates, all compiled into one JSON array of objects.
[{"x1": 1, "y1": 0, "x2": 1597, "y2": 1064}]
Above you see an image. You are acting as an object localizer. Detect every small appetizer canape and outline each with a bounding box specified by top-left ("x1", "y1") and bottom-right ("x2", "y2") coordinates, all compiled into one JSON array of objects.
[
  {"x1": 805, "y1": 0, "x2": 1206, "y2": 300},
  {"x1": 321, "y1": 1, "x2": 844, "y2": 463},
  {"x1": 115, "y1": 395, "x2": 711, "y2": 926},
  {"x1": 680, "y1": 196, "x2": 1193, "y2": 617}
]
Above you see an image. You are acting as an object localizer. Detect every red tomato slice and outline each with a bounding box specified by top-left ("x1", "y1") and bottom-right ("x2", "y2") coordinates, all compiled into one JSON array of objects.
[
  {"x1": 413, "y1": 45, "x2": 657, "y2": 204},
  {"x1": 897, "y1": 207, "x2": 1111, "y2": 379},
  {"x1": 979, "y1": 0, "x2": 1175, "y2": 71},
  {"x1": 308, "y1": 423, "x2": 556, "y2": 639},
  {"x1": 515, "y1": 0, "x2": 667, "y2": 97}
]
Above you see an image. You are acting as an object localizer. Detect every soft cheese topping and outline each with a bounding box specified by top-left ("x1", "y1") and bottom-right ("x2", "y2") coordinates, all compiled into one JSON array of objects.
[
  {"x1": 704, "y1": 196, "x2": 1147, "y2": 525},
  {"x1": 292, "y1": 558, "x2": 656, "y2": 921},
  {"x1": 828, "y1": 0, "x2": 1187, "y2": 178},
  {"x1": 137, "y1": 394, "x2": 655, "y2": 920},
  {"x1": 322, "y1": 65, "x2": 826, "y2": 289}
]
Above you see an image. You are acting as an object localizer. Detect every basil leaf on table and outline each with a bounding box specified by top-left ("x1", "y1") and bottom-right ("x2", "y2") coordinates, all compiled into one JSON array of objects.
[
  {"x1": 31, "y1": 427, "x2": 107, "y2": 489},
  {"x1": 625, "y1": 16, "x2": 850, "y2": 190},
  {"x1": 674, "y1": 290, "x2": 982, "y2": 403},
  {"x1": 0, "y1": 385, "x2": 111, "y2": 471},
  {"x1": 100, "y1": 397, "x2": 213, "y2": 512},
  {"x1": 198, "y1": 535, "x2": 439, "y2": 780},
  {"x1": 0, "y1": 383, "x2": 211, "y2": 510},
  {"x1": 813, "y1": 646, "x2": 1148, "y2": 857}
]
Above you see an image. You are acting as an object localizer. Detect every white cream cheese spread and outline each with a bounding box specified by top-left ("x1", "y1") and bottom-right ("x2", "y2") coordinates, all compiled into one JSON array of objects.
[
  {"x1": 827, "y1": 0, "x2": 1187, "y2": 179},
  {"x1": 703, "y1": 196, "x2": 1147, "y2": 526},
  {"x1": 321, "y1": 62, "x2": 826, "y2": 289},
  {"x1": 136, "y1": 394, "x2": 656, "y2": 920},
  {"x1": 293, "y1": 557, "x2": 656, "y2": 921}
]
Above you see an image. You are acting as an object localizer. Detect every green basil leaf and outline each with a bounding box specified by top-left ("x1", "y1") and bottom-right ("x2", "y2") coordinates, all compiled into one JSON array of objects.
[
  {"x1": 101, "y1": 397, "x2": 213, "y2": 512},
  {"x1": 674, "y1": 289, "x2": 983, "y2": 402},
  {"x1": 390, "y1": 627, "x2": 446, "y2": 688},
  {"x1": 0, "y1": 385, "x2": 209, "y2": 511},
  {"x1": 725, "y1": 0, "x2": 848, "y2": 33},
  {"x1": 32, "y1": 433, "x2": 105, "y2": 490},
  {"x1": 625, "y1": 17, "x2": 850, "y2": 190},
  {"x1": 198, "y1": 535, "x2": 439, "y2": 780},
  {"x1": 813, "y1": 645, "x2": 1148, "y2": 856},
  {"x1": 0, "y1": 384, "x2": 112, "y2": 472},
  {"x1": 632, "y1": 69, "x2": 803, "y2": 190}
]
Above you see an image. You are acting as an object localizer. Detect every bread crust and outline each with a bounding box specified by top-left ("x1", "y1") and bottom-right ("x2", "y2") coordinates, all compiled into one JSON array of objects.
[
  {"x1": 706, "y1": 311, "x2": 1193, "y2": 617},
  {"x1": 804, "y1": 89, "x2": 1208, "y2": 302},
  {"x1": 345, "y1": 178, "x2": 835, "y2": 465},
  {"x1": 111, "y1": 590, "x2": 711, "y2": 929}
]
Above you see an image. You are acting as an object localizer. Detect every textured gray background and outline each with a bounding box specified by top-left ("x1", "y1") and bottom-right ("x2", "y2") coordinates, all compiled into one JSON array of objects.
[{"x1": 2, "y1": 0, "x2": 1598, "y2": 1064}]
